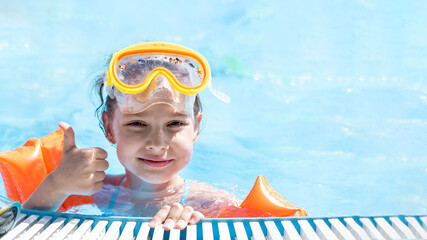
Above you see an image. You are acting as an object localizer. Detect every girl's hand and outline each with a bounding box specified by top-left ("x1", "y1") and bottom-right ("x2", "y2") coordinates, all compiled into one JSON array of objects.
[
  {"x1": 149, "y1": 203, "x2": 204, "y2": 230},
  {"x1": 50, "y1": 122, "x2": 109, "y2": 196},
  {"x1": 22, "y1": 122, "x2": 109, "y2": 211}
]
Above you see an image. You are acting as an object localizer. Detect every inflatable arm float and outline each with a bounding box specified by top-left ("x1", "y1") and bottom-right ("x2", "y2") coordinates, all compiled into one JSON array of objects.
[
  {"x1": 217, "y1": 175, "x2": 307, "y2": 217},
  {"x1": 0, "y1": 129, "x2": 306, "y2": 217},
  {"x1": 0, "y1": 129, "x2": 93, "y2": 212}
]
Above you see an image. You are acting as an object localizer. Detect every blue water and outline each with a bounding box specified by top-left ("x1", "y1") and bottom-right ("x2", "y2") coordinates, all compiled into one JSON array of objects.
[{"x1": 0, "y1": 1, "x2": 426, "y2": 217}]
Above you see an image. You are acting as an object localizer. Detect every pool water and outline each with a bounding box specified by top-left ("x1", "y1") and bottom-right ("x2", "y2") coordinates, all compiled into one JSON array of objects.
[{"x1": 0, "y1": 1, "x2": 426, "y2": 217}]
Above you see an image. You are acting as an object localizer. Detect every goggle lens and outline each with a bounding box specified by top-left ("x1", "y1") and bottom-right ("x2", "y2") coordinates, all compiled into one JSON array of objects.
[{"x1": 115, "y1": 54, "x2": 204, "y2": 88}]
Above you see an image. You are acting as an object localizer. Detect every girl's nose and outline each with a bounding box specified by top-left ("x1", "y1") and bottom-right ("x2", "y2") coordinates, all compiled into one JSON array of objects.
[
  {"x1": 145, "y1": 129, "x2": 170, "y2": 152},
  {"x1": 146, "y1": 143, "x2": 169, "y2": 152}
]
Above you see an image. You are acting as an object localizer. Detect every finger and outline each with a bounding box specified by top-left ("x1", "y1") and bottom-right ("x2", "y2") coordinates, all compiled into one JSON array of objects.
[
  {"x1": 149, "y1": 205, "x2": 171, "y2": 228},
  {"x1": 90, "y1": 171, "x2": 106, "y2": 182},
  {"x1": 58, "y1": 122, "x2": 77, "y2": 152},
  {"x1": 175, "y1": 206, "x2": 194, "y2": 230},
  {"x1": 94, "y1": 159, "x2": 109, "y2": 171},
  {"x1": 188, "y1": 211, "x2": 204, "y2": 225},
  {"x1": 93, "y1": 147, "x2": 108, "y2": 159},
  {"x1": 163, "y1": 203, "x2": 183, "y2": 230}
]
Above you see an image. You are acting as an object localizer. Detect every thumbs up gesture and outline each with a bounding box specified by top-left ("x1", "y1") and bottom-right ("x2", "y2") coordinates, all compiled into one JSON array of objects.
[{"x1": 50, "y1": 122, "x2": 109, "y2": 196}]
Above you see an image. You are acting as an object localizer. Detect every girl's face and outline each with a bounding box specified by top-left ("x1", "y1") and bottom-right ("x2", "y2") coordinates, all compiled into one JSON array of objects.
[{"x1": 103, "y1": 104, "x2": 202, "y2": 184}]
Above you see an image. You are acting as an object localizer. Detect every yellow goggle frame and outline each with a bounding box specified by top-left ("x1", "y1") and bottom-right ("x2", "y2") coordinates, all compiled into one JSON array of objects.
[{"x1": 107, "y1": 42, "x2": 211, "y2": 95}]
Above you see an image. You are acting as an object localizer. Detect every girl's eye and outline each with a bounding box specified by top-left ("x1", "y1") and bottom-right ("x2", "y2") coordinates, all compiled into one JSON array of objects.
[
  {"x1": 168, "y1": 121, "x2": 186, "y2": 127},
  {"x1": 127, "y1": 121, "x2": 146, "y2": 127}
]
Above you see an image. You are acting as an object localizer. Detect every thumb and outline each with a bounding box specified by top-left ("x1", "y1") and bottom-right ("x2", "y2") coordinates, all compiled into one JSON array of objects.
[{"x1": 58, "y1": 122, "x2": 77, "y2": 152}]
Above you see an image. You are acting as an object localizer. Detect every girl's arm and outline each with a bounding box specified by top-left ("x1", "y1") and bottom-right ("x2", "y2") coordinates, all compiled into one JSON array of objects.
[
  {"x1": 22, "y1": 122, "x2": 109, "y2": 211},
  {"x1": 22, "y1": 173, "x2": 69, "y2": 211}
]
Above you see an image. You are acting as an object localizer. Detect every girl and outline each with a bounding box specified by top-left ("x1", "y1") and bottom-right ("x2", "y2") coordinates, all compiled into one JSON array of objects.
[{"x1": 22, "y1": 42, "x2": 237, "y2": 230}]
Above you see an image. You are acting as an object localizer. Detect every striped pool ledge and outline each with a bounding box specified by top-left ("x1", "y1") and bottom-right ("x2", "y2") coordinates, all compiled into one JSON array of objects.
[{"x1": 3, "y1": 209, "x2": 427, "y2": 239}]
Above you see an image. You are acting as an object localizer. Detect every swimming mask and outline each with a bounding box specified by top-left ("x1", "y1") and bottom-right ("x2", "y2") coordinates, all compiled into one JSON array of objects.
[
  {"x1": 0, "y1": 195, "x2": 20, "y2": 237},
  {"x1": 104, "y1": 42, "x2": 229, "y2": 114}
]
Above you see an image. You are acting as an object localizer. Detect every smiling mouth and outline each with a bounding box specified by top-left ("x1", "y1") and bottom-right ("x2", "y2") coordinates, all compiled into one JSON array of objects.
[{"x1": 139, "y1": 158, "x2": 172, "y2": 168}]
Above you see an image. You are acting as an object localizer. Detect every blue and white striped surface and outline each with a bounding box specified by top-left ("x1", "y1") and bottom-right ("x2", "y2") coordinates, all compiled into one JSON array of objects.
[{"x1": 3, "y1": 209, "x2": 427, "y2": 239}]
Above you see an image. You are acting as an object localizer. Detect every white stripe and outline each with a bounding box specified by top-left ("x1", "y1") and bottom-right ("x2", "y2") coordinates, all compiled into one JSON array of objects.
[
  {"x1": 2, "y1": 214, "x2": 39, "y2": 240},
  {"x1": 249, "y1": 221, "x2": 265, "y2": 240},
  {"x1": 234, "y1": 222, "x2": 248, "y2": 240},
  {"x1": 297, "y1": 220, "x2": 320, "y2": 240},
  {"x1": 152, "y1": 225, "x2": 164, "y2": 240},
  {"x1": 343, "y1": 218, "x2": 370, "y2": 240},
  {"x1": 15, "y1": 213, "x2": 27, "y2": 225},
  {"x1": 84, "y1": 220, "x2": 107, "y2": 240},
  {"x1": 186, "y1": 224, "x2": 197, "y2": 240},
  {"x1": 169, "y1": 228, "x2": 181, "y2": 240},
  {"x1": 264, "y1": 221, "x2": 282, "y2": 240},
  {"x1": 135, "y1": 222, "x2": 150, "y2": 240},
  {"x1": 374, "y1": 217, "x2": 401, "y2": 240},
  {"x1": 405, "y1": 217, "x2": 427, "y2": 239},
  {"x1": 314, "y1": 219, "x2": 339, "y2": 240},
  {"x1": 53, "y1": 218, "x2": 80, "y2": 240},
  {"x1": 202, "y1": 222, "x2": 214, "y2": 240},
  {"x1": 35, "y1": 217, "x2": 66, "y2": 240},
  {"x1": 218, "y1": 222, "x2": 231, "y2": 240},
  {"x1": 281, "y1": 220, "x2": 301, "y2": 240},
  {"x1": 19, "y1": 215, "x2": 52, "y2": 240},
  {"x1": 360, "y1": 218, "x2": 385, "y2": 240},
  {"x1": 118, "y1": 221, "x2": 136, "y2": 240},
  {"x1": 69, "y1": 219, "x2": 93, "y2": 240},
  {"x1": 421, "y1": 216, "x2": 427, "y2": 231},
  {"x1": 329, "y1": 218, "x2": 356, "y2": 240},
  {"x1": 389, "y1": 217, "x2": 416, "y2": 239},
  {"x1": 104, "y1": 221, "x2": 122, "y2": 240}
]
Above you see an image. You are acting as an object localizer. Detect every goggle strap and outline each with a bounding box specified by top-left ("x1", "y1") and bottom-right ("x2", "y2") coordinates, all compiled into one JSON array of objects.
[
  {"x1": 105, "y1": 85, "x2": 116, "y2": 99},
  {"x1": 103, "y1": 72, "x2": 116, "y2": 99},
  {"x1": 208, "y1": 82, "x2": 230, "y2": 103}
]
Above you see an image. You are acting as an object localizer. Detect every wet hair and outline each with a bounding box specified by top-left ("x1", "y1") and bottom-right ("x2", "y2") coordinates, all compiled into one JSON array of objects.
[{"x1": 91, "y1": 70, "x2": 203, "y2": 134}]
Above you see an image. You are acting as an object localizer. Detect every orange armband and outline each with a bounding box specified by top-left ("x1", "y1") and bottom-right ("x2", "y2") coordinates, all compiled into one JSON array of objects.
[
  {"x1": 0, "y1": 129, "x2": 94, "y2": 212},
  {"x1": 217, "y1": 175, "x2": 307, "y2": 218}
]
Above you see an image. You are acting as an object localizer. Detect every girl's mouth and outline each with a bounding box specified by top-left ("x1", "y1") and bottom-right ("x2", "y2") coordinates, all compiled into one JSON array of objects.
[{"x1": 140, "y1": 158, "x2": 172, "y2": 168}]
